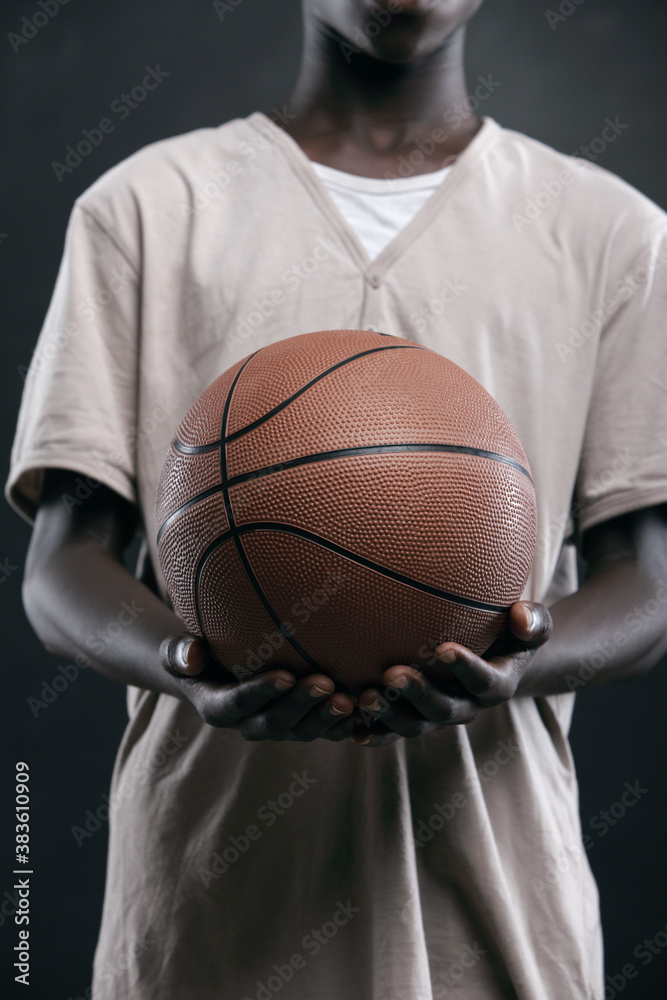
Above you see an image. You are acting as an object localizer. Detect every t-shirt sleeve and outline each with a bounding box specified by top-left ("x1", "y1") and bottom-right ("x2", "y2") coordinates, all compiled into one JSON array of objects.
[
  {"x1": 5, "y1": 201, "x2": 140, "y2": 524},
  {"x1": 576, "y1": 222, "x2": 667, "y2": 536}
]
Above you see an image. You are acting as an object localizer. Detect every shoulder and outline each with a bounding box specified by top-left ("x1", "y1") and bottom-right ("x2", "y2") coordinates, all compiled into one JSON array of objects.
[
  {"x1": 490, "y1": 119, "x2": 667, "y2": 246},
  {"x1": 73, "y1": 113, "x2": 265, "y2": 236}
]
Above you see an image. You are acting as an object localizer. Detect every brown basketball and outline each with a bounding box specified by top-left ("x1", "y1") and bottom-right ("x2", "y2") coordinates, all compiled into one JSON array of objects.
[{"x1": 154, "y1": 329, "x2": 537, "y2": 693}]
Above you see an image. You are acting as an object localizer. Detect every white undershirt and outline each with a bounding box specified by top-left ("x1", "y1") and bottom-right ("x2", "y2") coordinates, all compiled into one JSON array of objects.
[{"x1": 310, "y1": 161, "x2": 453, "y2": 261}]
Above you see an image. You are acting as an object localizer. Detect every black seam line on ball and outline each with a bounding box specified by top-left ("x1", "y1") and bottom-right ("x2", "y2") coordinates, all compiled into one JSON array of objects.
[
  {"x1": 226, "y1": 443, "x2": 532, "y2": 489},
  {"x1": 191, "y1": 353, "x2": 256, "y2": 642},
  {"x1": 221, "y1": 351, "x2": 320, "y2": 670},
  {"x1": 220, "y1": 356, "x2": 258, "y2": 529},
  {"x1": 172, "y1": 345, "x2": 424, "y2": 455},
  {"x1": 156, "y1": 484, "x2": 224, "y2": 546},
  {"x1": 192, "y1": 533, "x2": 322, "y2": 672},
  {"x1": 172, "y1": 438, "x2": 533, "y2": 488},
  {"x1": 232, "y1": 535, "x2": 322, "y2": 670},
  {"x1": 194, "y1": 523, "x2": 508, "y2": 616},
  {"x1": 225, "y1": 344, "x2": 423, "y2": 443},
  {"x1": 172, "y1": 438, "x2": 220, "y2": 456},
  {"x1": 158, "y1": 352, "x2": 258, "y2": 549},
  {"x1": 156, "y1": 441, "x2": 533, "y2": 546},
  {"x1": 192, "y1": 532, "x2": 320, "y2": 669}
]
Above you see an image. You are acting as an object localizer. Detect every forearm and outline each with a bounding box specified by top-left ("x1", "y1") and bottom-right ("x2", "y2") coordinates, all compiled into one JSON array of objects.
[
  {"x1": 23, "y1": 538, "x2": 192, "y2": 700},
  {"x1": 515, "y1": 558, "x2": 667, "y2": 698}
]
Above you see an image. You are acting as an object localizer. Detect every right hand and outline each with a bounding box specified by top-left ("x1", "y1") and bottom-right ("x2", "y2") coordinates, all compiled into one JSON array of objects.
[{"x1": 159, "y1": 632, "x2": 358, "y2": 742}]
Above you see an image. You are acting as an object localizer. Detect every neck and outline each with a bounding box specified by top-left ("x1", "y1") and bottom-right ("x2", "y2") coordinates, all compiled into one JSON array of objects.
[{"x1": 274, "y1": 15, "x2": 481, "y2": 176}]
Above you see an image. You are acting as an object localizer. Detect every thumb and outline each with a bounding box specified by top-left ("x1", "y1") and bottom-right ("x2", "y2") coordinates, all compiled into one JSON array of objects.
[
  {"x1": 508, "y1": 601, "x2": 553, "y2": 647},
  {"x1": 159, "y1": 632, "x2": 209, "y2": 677}
]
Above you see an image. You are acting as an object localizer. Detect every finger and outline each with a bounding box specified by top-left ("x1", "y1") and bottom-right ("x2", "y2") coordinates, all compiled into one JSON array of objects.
[
  {"x1": 356, "y1": 684, "x2": 435, "y2": 740},
  {"x1": 237, "y1": 674, "x2": 339, "y2": 739},
  {"x1": 160, "y1": 632, "x2": 211, "y2": 677},
  {"x1": 321, "y1": 713, "x2": 360, "y2": 742},
  {"x1": 352, "y1": 721, "x2": 403, "y2": 747},
  {"x1": 506, "y1": 601, "x2": 553, "y2": 646},
  {"x1": 194, "y1": 670, "x2": 297, "y2": 727},
  {"x1": 429, "y1": 645, "x2": 517, "y2": 701},
  {"x1": 434, "y1": 603, "x2": 553, "y2": 671},
  {"x1": 364, "y1": 670, "x2": 481, "y2": 732},
  {"x1": 285, "y1": 693, "x2": 357, "y2": 742}
]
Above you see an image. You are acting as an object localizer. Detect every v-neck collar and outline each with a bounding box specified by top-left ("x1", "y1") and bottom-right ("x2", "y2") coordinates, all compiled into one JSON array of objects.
[{"x1": 246, "y1": 111, "x2": 500, "y2": 278}]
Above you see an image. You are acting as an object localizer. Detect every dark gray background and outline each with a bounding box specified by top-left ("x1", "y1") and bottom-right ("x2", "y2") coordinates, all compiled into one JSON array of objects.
[{"x1": 1, "y1": 1, "x2": 666, "y2": 997}]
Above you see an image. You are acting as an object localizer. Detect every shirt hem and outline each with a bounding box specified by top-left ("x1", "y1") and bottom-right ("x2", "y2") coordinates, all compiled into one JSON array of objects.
[
  {"x1": 578, "y1": 485, "x2": 667, "y2": 535},
  {"x1": 5, "y1": 452, "x2": 137, "y2": 526}
]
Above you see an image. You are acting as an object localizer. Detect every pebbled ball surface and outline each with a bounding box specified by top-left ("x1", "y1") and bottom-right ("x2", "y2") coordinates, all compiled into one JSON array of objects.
[{"x1": 155, "y1": 329, "x2": 537, "y2": 692}]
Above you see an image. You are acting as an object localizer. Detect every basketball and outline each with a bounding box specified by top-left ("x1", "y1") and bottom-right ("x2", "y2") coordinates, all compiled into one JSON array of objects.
[{"x1": 154, "y1": 330, "x2": 537, "y2": 693}]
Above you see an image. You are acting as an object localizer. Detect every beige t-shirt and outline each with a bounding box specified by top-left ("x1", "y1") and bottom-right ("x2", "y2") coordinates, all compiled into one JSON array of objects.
[{"x1": 7, "y1": 113, "x2": 667, "y2": 1000}]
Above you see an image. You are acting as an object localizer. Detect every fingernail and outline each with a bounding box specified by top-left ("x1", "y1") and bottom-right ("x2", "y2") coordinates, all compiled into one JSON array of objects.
[
  {"x1": 526, "y1": 607, "x2": 538, "y2": 630},
  {"x1": 364, "y1": 697, "x2": 383, "y2": 713},
  {"x1": 329, "y1": 703, "x2": 348, "y2": 716},
  {"x1": 177, "y1": 648, "x2": 192, "y2": 673},
  {"x1": 354, "y1": 734, "x2": 371, "y2": 746},
  {"x1": 388, "y1": 675, "x2": 409, "y2": 690},
  {"x1": 438, "y1": 648, "x2": 457, "y2": 664},
  {"x1": 172, "y1": 638, "x2": 191, "y2": 672},
  {"x1": 274, "y1": 677, "x2": 294, "y2": 691},
  {"x1": 309, "y1": 683, "x2": 330, "y2": 698}
]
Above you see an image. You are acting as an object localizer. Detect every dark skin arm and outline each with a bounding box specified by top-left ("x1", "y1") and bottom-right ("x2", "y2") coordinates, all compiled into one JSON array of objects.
[
  {"x1": 24, "y1": 468, "x2": 548, "y2": 742},
  {"x1": 23, "y1": 469, "x2": 359, "y2": 742},
  {"x1": 24, "y1": 471, "x2": 667, "y2": 748}
]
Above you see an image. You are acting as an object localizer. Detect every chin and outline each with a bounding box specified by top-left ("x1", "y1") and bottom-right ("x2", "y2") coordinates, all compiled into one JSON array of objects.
[
  {"x1": 365, "y1": 43, "x2": 432, "y2": 66},
  {"x1": 362, "y1": 24, "x2": 447, "y2": 65},
  {"x1": 358, "y1": 1, "x2": 472, "y2": 63}
]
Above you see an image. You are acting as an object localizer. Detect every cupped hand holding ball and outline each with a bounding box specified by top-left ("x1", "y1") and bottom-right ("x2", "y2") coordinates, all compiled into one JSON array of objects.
[{"x1": 160, "y1": 598, "x2": 552, "y2": 747}]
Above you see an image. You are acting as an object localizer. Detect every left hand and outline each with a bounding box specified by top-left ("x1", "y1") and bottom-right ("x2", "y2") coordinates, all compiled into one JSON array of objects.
[{"x1": 352, "y1": 601, "x2": 553, "y2": 747}]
